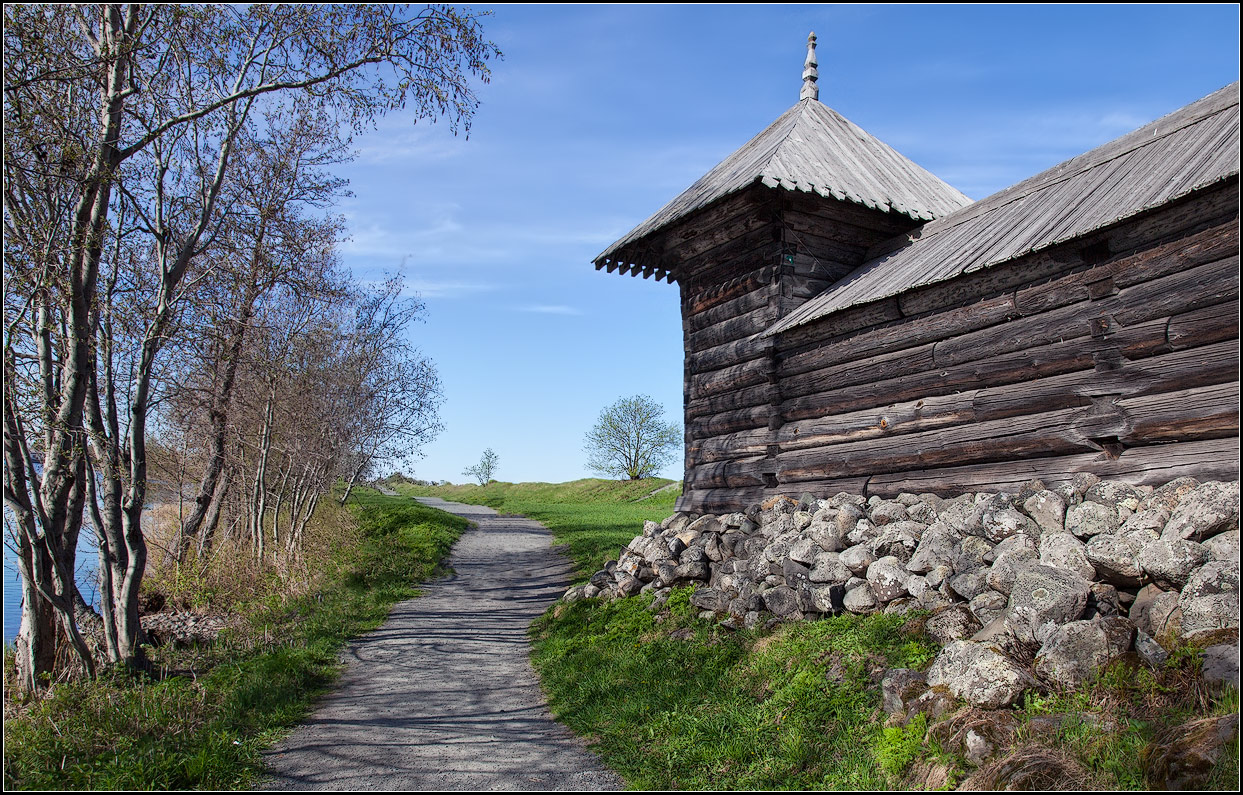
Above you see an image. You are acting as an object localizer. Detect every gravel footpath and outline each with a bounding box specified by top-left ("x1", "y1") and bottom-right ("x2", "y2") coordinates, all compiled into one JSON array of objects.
[{"x1": 261, "y1": 497, "x2": 622, "y2": 790}]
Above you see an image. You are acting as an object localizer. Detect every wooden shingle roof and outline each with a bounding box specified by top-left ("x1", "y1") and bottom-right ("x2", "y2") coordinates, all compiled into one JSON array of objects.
[
  {"x1": 769, "y1": 82, "x2": 1242, "y2": 335},
  {"x1": 594, "y1": 97, "x2": 972, "y2": 275}
]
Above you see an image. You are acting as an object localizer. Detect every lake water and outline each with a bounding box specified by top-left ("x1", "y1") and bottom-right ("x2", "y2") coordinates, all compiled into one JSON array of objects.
[{"x1": 3, "y1": 534, "x2": 100, "y2": 645}]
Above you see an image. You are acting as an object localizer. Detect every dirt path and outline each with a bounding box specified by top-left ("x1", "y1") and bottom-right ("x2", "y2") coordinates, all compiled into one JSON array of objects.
[{"x1": 261, "y1": 498, "x2": 622, "y2": 790}]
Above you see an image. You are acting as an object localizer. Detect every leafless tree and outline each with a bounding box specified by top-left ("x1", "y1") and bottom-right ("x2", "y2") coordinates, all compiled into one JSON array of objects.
[{"x1": 3, "y1": 3, "x2": 498, "y2": 688}]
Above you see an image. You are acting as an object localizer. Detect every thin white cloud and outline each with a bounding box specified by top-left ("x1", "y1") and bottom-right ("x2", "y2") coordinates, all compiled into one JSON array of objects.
[{"x1": 514, "y1": 304, "x2": 583, "y2": 315}]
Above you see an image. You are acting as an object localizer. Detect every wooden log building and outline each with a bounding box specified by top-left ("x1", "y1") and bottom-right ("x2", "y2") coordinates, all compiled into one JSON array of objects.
[{"x1": 594, "y1": 34, "x2": 1241, "y2": 514}]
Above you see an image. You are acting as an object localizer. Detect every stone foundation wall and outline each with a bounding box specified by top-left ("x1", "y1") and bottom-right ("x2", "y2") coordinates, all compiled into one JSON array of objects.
[{"x1": 564, "y1": 474, "x2": 1240, "y2": 706}]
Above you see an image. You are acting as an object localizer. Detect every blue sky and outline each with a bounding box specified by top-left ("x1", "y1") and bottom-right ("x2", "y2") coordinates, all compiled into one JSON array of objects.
[{"x1": 338, "y1": 3, "x2": 1240, "y2": 485}]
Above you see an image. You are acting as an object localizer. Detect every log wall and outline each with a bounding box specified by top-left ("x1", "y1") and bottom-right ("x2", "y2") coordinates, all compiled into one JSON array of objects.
[{"x1": 677, "y1": 179, "x2": 1240, "y2": 513}]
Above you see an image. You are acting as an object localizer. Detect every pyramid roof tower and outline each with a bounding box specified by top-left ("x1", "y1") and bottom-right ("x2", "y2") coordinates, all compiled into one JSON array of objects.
[{"x1": 595, "y1": 33, "x2": 972, "y2": 278}]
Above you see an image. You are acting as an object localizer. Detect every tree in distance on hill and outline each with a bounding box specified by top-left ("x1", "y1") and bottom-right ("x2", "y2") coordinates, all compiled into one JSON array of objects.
[
  {"x1": 584, "y1": 395, "x2": 681, "y2": 480},
  {"x1": 464, "y1": 448, "x2": 500, "y2": 485}
]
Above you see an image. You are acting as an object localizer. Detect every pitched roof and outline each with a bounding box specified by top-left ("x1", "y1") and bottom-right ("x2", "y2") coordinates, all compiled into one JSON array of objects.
[
  {"x1": 769, "y1": 82, "x2": 1242, "y2": 336},
  {"x1": 594, "y1": 98, "x2": 972, "y2": 272}
]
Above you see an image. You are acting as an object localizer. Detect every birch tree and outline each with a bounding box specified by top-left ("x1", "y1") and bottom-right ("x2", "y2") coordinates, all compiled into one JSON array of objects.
[{"x1": 3, "y1": 3, "x2": 498, "y2": 688}]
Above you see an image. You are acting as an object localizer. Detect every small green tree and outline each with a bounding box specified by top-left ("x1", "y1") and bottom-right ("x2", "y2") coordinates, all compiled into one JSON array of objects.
[
  {"x1": 463, "y1": 448, "x2": 499, "y2": 485},
  {"x1": 584, "y1": 395, "x2": 681, "y2": 480}
]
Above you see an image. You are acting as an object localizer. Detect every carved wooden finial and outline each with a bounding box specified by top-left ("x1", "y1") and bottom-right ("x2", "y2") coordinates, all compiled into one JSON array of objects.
[{"x1": 800, "y1": 31, "x2": 819, "y2": 101}]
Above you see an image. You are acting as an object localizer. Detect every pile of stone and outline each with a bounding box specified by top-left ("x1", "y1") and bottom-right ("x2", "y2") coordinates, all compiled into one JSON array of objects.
[{"x1": 563, "y1": 474, "x2": 1240, "y2": 707}]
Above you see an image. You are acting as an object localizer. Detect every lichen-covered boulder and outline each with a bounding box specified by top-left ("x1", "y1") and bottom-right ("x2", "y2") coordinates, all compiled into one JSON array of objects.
[
  {"x1": 924, "y1": 604, "x2": 982, "y2": 645},
  {"x1": 1038, "y1": 532, "x2": 1096, "y2": 582},
  {"x1": 866, "y1": 555, "x2": 910, "y2": 603},
  {"x1": 1135, "y1": 537, "x2": 1211, "y2": 590},
  {"x1": 1065, "y1": 501, "x2": 1120, "y2": 539},
  {"x1": 1021, "y1": 490, "x2": 1067, "y2": 535},
  {"x1": 1034, "y1": 617, "x2": 1134, "y2": 689},
  {"x1": 926, "y1": 640, "x2": 1038, "y2": 709},
  {"x1": 1163, "y1": 480, "x2": 1240, "y2": 542},
  {"x1": 1178, "y1": 558, "x2": 1241, "y2": 640},
  {"x1": 1005, "y1": 562, "x2": 1092, "y2": 645}
]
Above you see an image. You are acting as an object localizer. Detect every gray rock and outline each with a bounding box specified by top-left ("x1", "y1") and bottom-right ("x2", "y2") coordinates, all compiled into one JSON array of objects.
[
  {"x1": 866, "y1": 555, "x2": 910, "y2": 603},
  {"x1": 762, "y1": 585, "x2": 802, "y2": 617},
  {"x1": 1204, "y1": 529, "x2": 1240, "y2": 561},
  {"x1": 1178, "y1": 558, "x2": 1240, "y2": 640},
  {"x1": 782, "y1": 557, "x2": 812, "y2": 587},
  {"x1": 1136, "y1": 537, "x2": 1211, "y2": 590},
  {"x1": 1134, "y1": 629, "x2": 1169, "y2": 668},
  {"x1": 1021, "y1": 490, "x2": 1067, "y2": 535},
  {"x1": 808, "y1": 583, "x2": 845, "y2": 613},
  {"x1": 1201, "y1": 644, "x2": 1240, "y2": 693},
  {"x1": 840, "y1": 544, "x2": 877, "y2": 576},
  {"x1": 1085, "y1": 480, "x2": 1144, "y2": 512},
  {"x1": 869, "y1": 500, "x2": 909, "y2": 525},
  {"x1": 1163, "y1": 481, "x2": 1240, "y2": 542},
  {"x1": 949, "y1": 570, "x2": 991, "y2": 601},
  {"x1": 926, "y1": 640, "x2": 1038, "y2": 709},
  {"x1": 924, "y1": 604, "x2": 982, "y2": 645},
  {"x1": 1006, "y1": 562, "x2": 1092, "y2": 645},
  {"x1": 907, "y1": 522, "x2": 960, "y2": 574},
  {"x1": 689, "y1": 587, "x2": 732, "y2": 613},
  {"x1": 1035, "y1": 617, "x2": 1134, "y2": 689},
  {"x1": 809, "y1": 551, "x2": 852, "y2": 584},
  {"x1": 969, "y1": 590, "x2": 1009, "y2": 626},
  {"x1": 1129, "y1": 585, "x2": 1183, "y2": 640},
  {"x1": 1065, "y1": 501, "x2": 1120, "y2": 539},
  {"x1": 617, "y1": 575, "x2": 644, "y2": 596},
  {"x1": 1085, "y1": 532, "x2": 1144, "y2": 587},
  {"x1": 981, "y1": 507, "x2": 1039, "y2": 543},
  {"x1": 881, "y1": 668, "x2": 928, "y2": 715},
  {"x1": 1039, "y1": 532, "x2": 1096, "y2": 582},
  {"x1": 844, "y1": 584, "x2": 878, "y2": 614},
  {"x1": 1138, "y1": 476, "x2": 1199, "y2": 513}
]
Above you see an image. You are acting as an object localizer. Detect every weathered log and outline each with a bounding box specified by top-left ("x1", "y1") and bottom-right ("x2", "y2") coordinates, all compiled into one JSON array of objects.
[
  {"x1": 688, "y1": 383, "x2": 779, "y2": 420},
  {"x1": 864, "y1": 436, "x2": 1240, "y2": 497},
  {"x1": 689, "y1": 334, "x2": 773, "y2": 375},
  {"x1": 687, "y1": 456, "x2": 767, "y2": 489},
  {"x1": 688, "y1": 404, "x2": 774, "y2": 438},
  {"x1": 778, "y1": 339, "x2": 1238, "y2": 453},
  {"x1": 1166, "y1": 301, "x2": 1239, "y2": 350},
  {"x1": 695, "y1": 427, "x2": 774, "y2": 464},
  {"x1": 688, "y1": 283, "x2": 777, "y2": 332},
  {"x1": 689, "y1": 309, "x2": 778, "y2": 353},
  {"x1": 780, "y1": 316, "x2": 1173, "y2": 422},
  {"x1": 779, "y1": 293, "x2": 1019, "y2": 378},
  {"x1": 692, "y1": 356, "x2": 775, "y2": 399},
  {"x1": 1013, "y1": 218, "x2": 1239, "y2": 316}
]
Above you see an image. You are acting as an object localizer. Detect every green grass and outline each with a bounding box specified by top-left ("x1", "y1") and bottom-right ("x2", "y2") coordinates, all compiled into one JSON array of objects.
[
  {"x1": 393, "y1": 477, "x2": 680, "y2": 580},
  {"x1": 2, "y1": 488, "x2": 469, "y2": 790},
  {"x1": 530, "y1": 591, "x2": 940, "y2": 790}
]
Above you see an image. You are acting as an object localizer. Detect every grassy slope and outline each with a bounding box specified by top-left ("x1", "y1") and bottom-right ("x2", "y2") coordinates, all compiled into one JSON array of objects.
[
  {"x1": 393, "y1": 477, "x2": 679, "y2": 581},
  {"x1": 3, "y1": 488, "x2": 469, "y2": 790},
  {"x1": 394, "y1": 476, "x2": 1240, "y2": 791}
]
